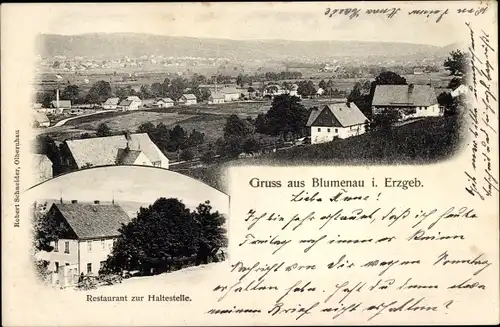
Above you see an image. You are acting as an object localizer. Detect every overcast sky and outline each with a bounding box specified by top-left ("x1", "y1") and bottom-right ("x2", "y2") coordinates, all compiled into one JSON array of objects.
[{"x1": 5, "y1": 2, "x2": 495, "y2": 45}]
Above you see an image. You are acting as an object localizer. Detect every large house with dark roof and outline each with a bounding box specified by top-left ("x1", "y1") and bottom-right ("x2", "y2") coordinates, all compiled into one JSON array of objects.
[
  {"x1": 37, "y1": 201, "x2": 131, "y2": 285},
  {"x1": 61, "y1": 133, "x2": 169, "y2": 170},
  {"x1": 307, "y1": 102, "x2": 368, "y2": 144},
  {"x1": 372, "y1": 84, "x2": 443, "y2": 120}
]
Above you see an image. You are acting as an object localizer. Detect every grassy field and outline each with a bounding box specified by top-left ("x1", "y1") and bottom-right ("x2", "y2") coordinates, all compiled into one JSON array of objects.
[{"x1": 241, "y1": 116, "x2": 463, "y2": 166}]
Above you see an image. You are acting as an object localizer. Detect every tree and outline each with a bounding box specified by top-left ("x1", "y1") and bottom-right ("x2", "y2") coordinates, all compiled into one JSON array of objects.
[
  {"x1": 52, "y1": 61, "x2": 60, "y2": 69},
  {"x1": 193, "y1": 201, "x2": 227, "y2": 264},
  {"x1": 374, "y1": 71, "x2": 407, "y2": 86},
  {"x1": 223, "y1": 115, "x2": 253, "y2": 139},
  {"x1": 297, "y1": 80, "x2": 317, "y2": 97},
  {"x1": 216, "y1": 136, "x2": 243, "y2": 159},
  {"x1": 61, "y1": 85, "x2": 80, "y2": 104},
  {"x1": 347, "y1": 82, "x2": 362, "y2": 103},
  {"x1": 86, "y1": 80, "x2": 112, "y2": 104},
  {"x1": 201, "y1": 149, "x2": 216, "y2": 164},
  {"x1": 103, "y1": 198, "x2": 226, "y2": 275},
  {"x1": 242, "y1": 136, "x2": 262, "y2": 155},
  {"x1": 96, "y1": 123, "x2": 111, "y2": 137},
  {"x1": 437, "y1": 92, "x2": 453, "y2": 108},
  {"x1": 371, "y1": 109, "x2": 401, "y2": 132},
  {"x1": 444, "y1": 50, "x2": 468, "y2": 76},
  {"x1": 318, "y1": 79, "x2": 327, "y2": 90},
  {"x1": 265, "y1": 94, "x2": 308, "y2": 139},
  {"x1": 139, "y1": 85, "x2": 153, "y2": 99},
  {"x1": 254, "y1": 113, "x2": 269, "y2": 134},
  {"x1": 180, "y1": 149, "x2": 195, "y2": 161},
  {"x1": 137, "y1": 122, "x2": 155, "y2": 134},
  {"x1": 151, "y1": 82, "x2": 164, "y2": 97}
]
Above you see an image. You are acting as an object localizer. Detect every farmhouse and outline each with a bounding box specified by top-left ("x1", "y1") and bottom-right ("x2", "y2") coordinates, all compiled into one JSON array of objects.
[
  {"x1": 307, "y1": 102, "x2": 368, "y2": 144},
  {"x1": 179, "y1": 94, "x2": 197, "y2": 105},
  {"x1": 221, "y1": 87, "x2": 241, "y2": 102},
  {"x1": 372, "y1": 84, "x2": 442, "y2": 120},
  {"x1": 33, "y1": 112, "x2": 50, "y2": 128},
  {"x1": 208, "y1": 92, "x2": 225, "y2": 104},
  {"x1": 32, "y1": 154, "x2": 53, "y2": 184},
  {"x1": 62, "y1": 133, "x2": 169, "y2": 170},
  {"x1": 37, "y1": 201, "x2": 131, "y2": 286},
  {"x1": 102, "y1": 97, "x2": 120, "y2": 110},
  {"x1": 451, "y1": 85, "x2": 467, "y2": 98},
  {"x1": 50, "y1": 100, "x2": 72, "y2": 114},
  {"x1": 118, "y1": 96, "x2": 142, "y2": 111},
  {"x1": 154, "y1": 98, "x2": 174, "y2": 108}
]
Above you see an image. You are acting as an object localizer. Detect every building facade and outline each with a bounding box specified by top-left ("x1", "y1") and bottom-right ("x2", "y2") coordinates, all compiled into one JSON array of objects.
[
  {"x1": 307, "y1": 103, "x2": 368, "y2": 144},
  {"x1": 179, "y1": 94, "x2": 197, "y2": 105},
  {"x1": 372, "y1": 84, "x2": 443, "y2": 120},
  {"x1": 37, "y1": 201, "x2": 131, "y2": 287}
]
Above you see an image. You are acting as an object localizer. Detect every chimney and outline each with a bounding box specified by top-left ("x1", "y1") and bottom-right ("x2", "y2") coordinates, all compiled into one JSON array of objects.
[
  {"x1": 346, "y1": 101, "x2": 351, "y2": 108},
  {"x1": 71, "y1": 200, "x2": 78, "y2": 204},
  {"x1": 94, "y1": 200, "x2": 100, "y2": 204},
  {"x1": 124, "y1": 131, "x2": 132, "y2": 149},
  {"x1": 60, "y1": 198, "x2": 63, "y2": 204},
  {"x1": 56, "y1": 88, "x2": 60, "y2": 109}
]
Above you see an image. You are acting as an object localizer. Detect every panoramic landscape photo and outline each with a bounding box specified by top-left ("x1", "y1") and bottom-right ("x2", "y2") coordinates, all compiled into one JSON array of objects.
[{"x1": 31, "y1": 7, "x2": 470, "y2": 192}]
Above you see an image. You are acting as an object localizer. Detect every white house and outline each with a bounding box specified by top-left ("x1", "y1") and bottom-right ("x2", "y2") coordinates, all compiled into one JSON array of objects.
[
  {"x1": 208, "y1": 93, "x2": 225, "y2": 104},
  {"x1": 37, "y1": 201, "x2": 131, "y2": 287},
  {"x1": 306, "y1": 102, "x2": 368, "y2": 144},
  {"x1": 451, "y1": 84, "x2": 468, "y2": 98},
  {"x1": 118, "y1": 96, "x2": 141, "y2": 111},
  {"x1": 63, "y1": 132, "x2": 169, "y2": 170},
  {"x1": 154, "y1": 98, "x2": 174, "y2": 108},
  {"x1": 179, "y1": 94, "x2": 197, "y2": 105},
  {"x1": 102, "y1": 97, "x2": 120, "y2": 110},
  {"x1": 372, "y1": 84, "x2": 442, "y2": 120},
  {"x1": 221, "y1": 87, "x2": 241, "y2": 102}
]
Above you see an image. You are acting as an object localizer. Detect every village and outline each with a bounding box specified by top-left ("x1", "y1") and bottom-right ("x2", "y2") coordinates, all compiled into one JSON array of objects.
[{"x1": 32, "y1": 50, "x2": 467, "y2": 191}]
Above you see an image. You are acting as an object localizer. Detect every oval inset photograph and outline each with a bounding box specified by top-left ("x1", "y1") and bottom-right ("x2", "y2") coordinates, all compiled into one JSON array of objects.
[{"x1": 25, "y1": 165, "x2": 229, "y2": 292}]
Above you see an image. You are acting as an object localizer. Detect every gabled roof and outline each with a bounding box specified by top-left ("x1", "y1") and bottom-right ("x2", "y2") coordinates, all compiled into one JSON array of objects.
[
  {"x1": 221, "y1": 87, "x2": 240, "y2": 94},
  {"x1": 51, "y1": 203, "x2": 131, "y2": 239},
  {"x1": 50, "y1": 100, "x2": 71, "y2": 108},
  {"x1": 126, "y1": 96, "x2": 142, "y2": 102},
  {"x1": 104, "y1": 97, "x2": 120, "y2": 105},
  {"x1": 181, "y1": 94, "x2": 197, "y2": 100},
  {"x1": 372, "y1": 84, "x2": 438, "y2": 107},
  {"x1": 307, "y1": 103, "x2": 368, "y2": 127},
  {"x1": 32, "y1": 154, "x2": 52, "y2": 167},
  {"x1": 155, "y1": 97, "x2": 174, "y2": 103},
  {"x1": 210, "y1": 92, "x2": 225, "y2": 99},
  {"x1": 65, "y1": 133, "x2": 166, "y2": 168},
  {"x1": 119, "y1": 99, "x2": 133, "y2": 106}
]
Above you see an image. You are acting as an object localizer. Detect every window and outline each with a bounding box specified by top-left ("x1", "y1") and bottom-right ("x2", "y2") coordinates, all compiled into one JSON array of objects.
[
  {"x1": 335, "y1": 128, "x2": 338, "y2": 133},
  {"x1": 87, "y1": 263, "x2": 92, "y2": 274},
  {"x1": 327, "y1": 128, "x2": 331, "y2": 133},
  {"x1": 55, "y1": 262, "x2": 59, "y2": 273},
  {"x1": 87, "y1": 241, "x2": 92, "y2": 253},
  {"x1": 64, "y1": 241, "x2": 70, "y2": 254},
  {"x1": 54, "y1": 241, "x2": 59, "y2": 252},
  {"x1": 317, "y1": 128, "x2": 321, "y2": 132},
  {"x1": 101, "y1": 239, "x2": 105, "y2": 250}
]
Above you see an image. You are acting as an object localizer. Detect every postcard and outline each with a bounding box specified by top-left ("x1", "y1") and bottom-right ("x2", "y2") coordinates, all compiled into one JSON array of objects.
[{"x1": 1, "y1": 2, "x2": 498, "y2": 326}]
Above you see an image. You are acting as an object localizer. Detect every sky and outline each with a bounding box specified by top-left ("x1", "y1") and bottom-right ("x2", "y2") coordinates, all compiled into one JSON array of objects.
[{"x1": 5, "y1": 2, "x2": 494, "y2": 46}]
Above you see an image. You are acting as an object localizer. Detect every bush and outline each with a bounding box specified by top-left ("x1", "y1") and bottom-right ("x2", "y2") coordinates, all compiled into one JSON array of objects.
[{"x1": 180, "y1": 149, "x2": 195, "y2": 161}]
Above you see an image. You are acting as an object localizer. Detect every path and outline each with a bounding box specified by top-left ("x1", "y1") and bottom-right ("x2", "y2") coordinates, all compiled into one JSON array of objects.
[{"x1": 53, "y1": 109, "x2": 119, "y2": 127}]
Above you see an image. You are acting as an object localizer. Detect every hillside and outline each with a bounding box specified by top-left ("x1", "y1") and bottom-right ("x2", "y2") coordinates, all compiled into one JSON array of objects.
[
  {"x1": 243, "y1": 116, "x2": 463, "y2": 165},
  {"x1": 36, "y1": 33, "x2": 447, "y2": 61}
]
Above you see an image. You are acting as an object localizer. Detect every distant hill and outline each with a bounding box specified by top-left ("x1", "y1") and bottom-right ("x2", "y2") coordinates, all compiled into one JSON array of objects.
[{"x1": 36, "y1": 33, "x2": 452, "y2": 61}]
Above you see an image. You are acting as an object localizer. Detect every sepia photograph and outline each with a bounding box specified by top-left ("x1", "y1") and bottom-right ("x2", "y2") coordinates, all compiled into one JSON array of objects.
[
  {"x1": 2, "y1": 2, "x2": 497, "y2": 326},
  {"x1": 30, "y1": 3, "x2": 470, "y2": 193},
  {"x1": 25, "y1": 165, "x2": 229, "y2": 292}
]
